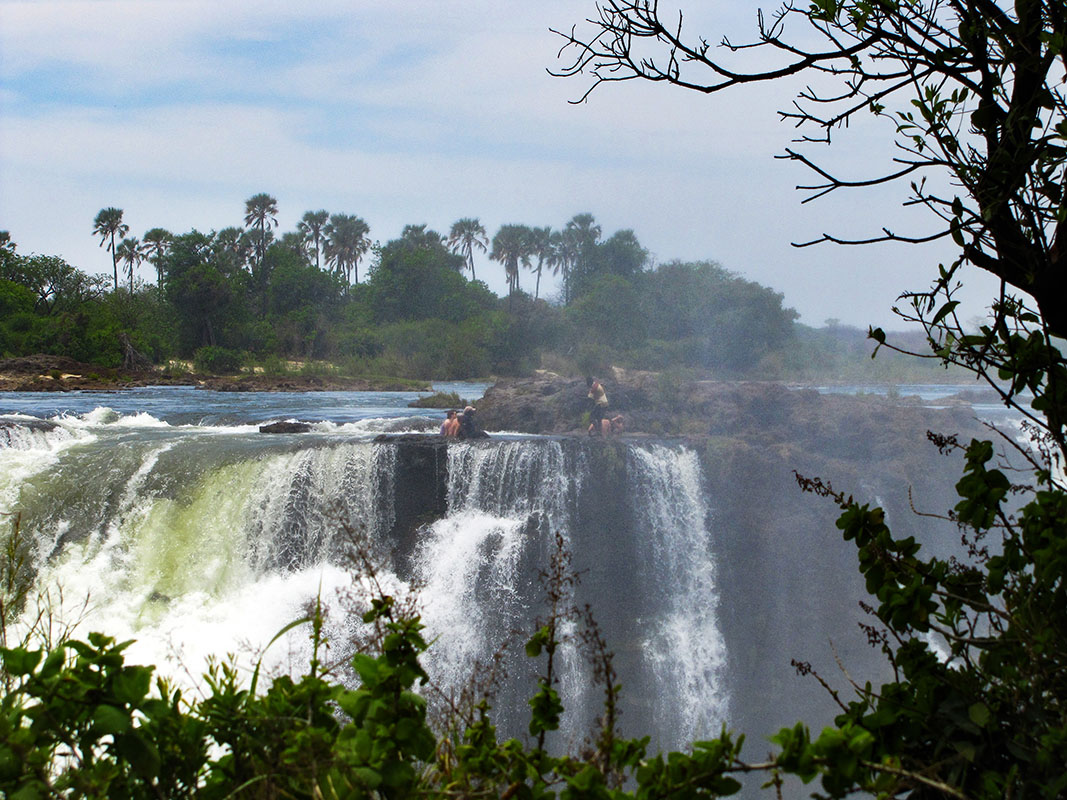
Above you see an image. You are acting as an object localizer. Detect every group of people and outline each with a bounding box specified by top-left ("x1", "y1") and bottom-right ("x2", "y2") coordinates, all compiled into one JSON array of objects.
[
  {"x1": 439, "y1": 406, "x2": 486, "y2": 439},
  {"x1": 437, "y1": 377, "x2": 623, "y2": 439}
]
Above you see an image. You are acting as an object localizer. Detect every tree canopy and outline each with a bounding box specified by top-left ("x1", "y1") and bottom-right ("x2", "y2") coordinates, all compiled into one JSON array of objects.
[{"x1": 552, "y1": 1, "x2": 1067, "y2": 795}]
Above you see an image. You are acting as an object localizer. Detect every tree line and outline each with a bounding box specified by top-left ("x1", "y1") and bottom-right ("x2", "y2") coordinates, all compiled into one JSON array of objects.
[{"x1": 1, "y1": 199, "x2": 801, "y2": 379}]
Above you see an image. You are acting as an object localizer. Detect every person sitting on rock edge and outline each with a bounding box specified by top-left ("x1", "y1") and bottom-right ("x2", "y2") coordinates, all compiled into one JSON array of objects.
[
  {"x1": 588, "y1": 414, "x2": 624, "y2": 437},
  {"x1": 440, "y1": 409, "x2": 458, "y2": 437},
  {"x1": 457, "y1": 406, "x2": 488, "y2": 440}
]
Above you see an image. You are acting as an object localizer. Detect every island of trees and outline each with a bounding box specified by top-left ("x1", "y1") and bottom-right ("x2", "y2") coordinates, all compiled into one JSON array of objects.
[{"x1": 1, "y1": 202, "x2": 944, "y2": 383}]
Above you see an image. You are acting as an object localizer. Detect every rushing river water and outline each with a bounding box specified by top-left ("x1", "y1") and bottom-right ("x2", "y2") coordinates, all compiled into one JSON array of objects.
[{"x1": 0, "y1": 381, "x2": 991, "y2": 752}]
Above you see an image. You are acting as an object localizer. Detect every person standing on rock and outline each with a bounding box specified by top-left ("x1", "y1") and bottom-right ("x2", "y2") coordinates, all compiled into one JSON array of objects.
[{"x1": 587, "y1": 376, "x2": 609, "y2": 434}]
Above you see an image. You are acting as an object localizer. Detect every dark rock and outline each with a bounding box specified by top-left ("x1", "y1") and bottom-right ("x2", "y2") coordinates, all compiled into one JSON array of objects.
[
  {"x1": 259, "y1": 421, "x2": 312, "y2": 434},
  {"x1": 0, "y1": 416, "x2": 58, "y2": 432}
]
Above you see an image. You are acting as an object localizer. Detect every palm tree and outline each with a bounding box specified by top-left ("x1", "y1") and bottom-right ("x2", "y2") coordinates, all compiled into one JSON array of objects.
[
  {"x1": 324, "y1": 213, "x2": 371, "y2": 287},
  {"x1": 526, "y1": 226, "x2": 554, "y2": 300},
  {"x1": 491, "y1": 224, "x2": 532, "y2": 299},
  {"x1": 553, "y1": 228, "x2": 580, "y2": 304},
  {"x1": 115, "y1": 237, "x2": 142, "y2": 292},
  {"x1": 243, "y1": 193, "x2": 279, "y2": 275},
  {"x1": 92, "y1": 207, "x2": 129, "y2": 291},
  {"x1": 399, "y1": 224, "x2": 447, "y2": 251},
  {"x1": 214, "y1": 227, "x2": 252, "y2": 273},
  {"x1": 298, "y1": 210, "x2": 329, "y2": 270},
  {"x1": 142, "y1": 228, "x2": 173, "y2": 286},
  {"x1": 447, "y1": 218, "x2": 489, "y2": 280},
  {"x1": 564, "y1": 213, "x2": 602, "y2": 302}
]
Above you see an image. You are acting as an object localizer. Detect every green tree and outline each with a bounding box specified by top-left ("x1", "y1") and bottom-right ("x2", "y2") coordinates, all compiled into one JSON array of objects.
[
  {"x1": 447, "y1": 217, "x2": 489, "y2": 281},
  {"x1": 92, "y1": 207, "x2": 129, "y2": 292},
  {"x1": 551, "y1": 226, "x2": 580, "y2": 304},
  {"x1": 163, "y1": 231, "x2": 242, "y2": 351},
  {"x1": 141, "y1": 227, "x2": 173, "y2": 287},
  {"x1": 298, "y1": 209, "x2": 330, "y2": 271},
  {"x1": 243, "y1": 192, "x2": 279, "y2": 278},
  {"x1": 324, "y1": 213, "x2": 371, "y2": 287},
  {"x1": 490, "y1": 224, "x2": 532, "y2": 298},
  {"x1": 0, "y1": 253, "x2": 106, "y2": 315},
  {"x1": 115, "y1": 236, "x2": 142, "y2": 293},
  {"x1": 562, "y1": 213, "x2": 602, "y2": 301},
  {"x1": 367, "y1": 229, "x2": 488, "y2": 325},
  {"x1": 526, "y1": 225, "x2": 554, "y2": 300},
  {"x1": 213, "y1": 226, "x2": 252, "y2": 274},
  {"x1": 551, "y1": 1, "x2": 1067, "y2": 796}
]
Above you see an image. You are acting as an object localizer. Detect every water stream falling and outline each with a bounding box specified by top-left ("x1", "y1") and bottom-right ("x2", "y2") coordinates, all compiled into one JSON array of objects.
[{"x1": 1, "y1": 403, "x2": 728, "y2": 751}]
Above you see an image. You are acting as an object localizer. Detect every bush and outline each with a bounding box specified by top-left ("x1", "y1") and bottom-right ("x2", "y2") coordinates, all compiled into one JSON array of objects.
[
  {"x1": 193, "y1": 346, "x2": 244, "y2": 374},
  {"x1": 408, "y1": 391, "x2": 464, "y2": 409}
]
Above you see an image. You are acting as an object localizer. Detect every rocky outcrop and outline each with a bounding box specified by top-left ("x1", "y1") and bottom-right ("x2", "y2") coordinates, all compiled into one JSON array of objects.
[
  {"x1": 259, "y1": 421, "x2": 312, "y2": 434},
  {"x1": 0, "y1": 416, "x2": 58, "y2": 433},
  {"x1": 475, "y1": 372, "x2": 991, "y2": 447}
]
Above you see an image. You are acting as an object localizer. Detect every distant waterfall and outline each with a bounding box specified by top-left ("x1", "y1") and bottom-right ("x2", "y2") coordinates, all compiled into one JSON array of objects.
[{"x1": 628, "y1": 444, "x2": 728, "y2": 744}]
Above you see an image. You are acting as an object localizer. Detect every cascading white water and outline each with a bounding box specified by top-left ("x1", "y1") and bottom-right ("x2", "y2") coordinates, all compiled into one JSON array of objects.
[
  {"x1": 627, "y1": 444, "x2": 728, "y2": 744},
  {"x1": 5, "y1": 410, "x2": 730, "y2": 751},
  {"x1": 7, "y1": 427, "x2": 398, "y2": 684},
  {"x1": 413, "y1": 439, "x2": 591, "y2": 741}
]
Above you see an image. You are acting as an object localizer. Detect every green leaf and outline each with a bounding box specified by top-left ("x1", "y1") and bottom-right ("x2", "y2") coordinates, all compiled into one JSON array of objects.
[
  {"x1": 0, "y1": 647, "x2": 41, "y2": 677},
  {"x1": 968, "y1": 702, "x2": 991, "y2": 728},
  {"x1": 92, "y1": 704, "x2": 131, "y2": 736}
]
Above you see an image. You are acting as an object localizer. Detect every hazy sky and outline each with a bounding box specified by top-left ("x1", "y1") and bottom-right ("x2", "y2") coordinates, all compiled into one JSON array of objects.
[{"x1": 0, "y1": 1, "x2": 999, "y2": 329}]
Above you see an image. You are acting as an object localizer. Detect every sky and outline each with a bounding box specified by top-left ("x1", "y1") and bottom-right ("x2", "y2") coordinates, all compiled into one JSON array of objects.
[{"x1": 0, "y1": 0, "x2": 1000, "y2": 330}]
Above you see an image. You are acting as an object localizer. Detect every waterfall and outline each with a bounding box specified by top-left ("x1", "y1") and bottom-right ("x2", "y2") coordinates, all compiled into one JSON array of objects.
[
  {"x1": 9, "y1": 435, "x2": 398, "y2": 681},
  {"x1": 5, "y1": 417, "x2": 729, "y2": 751},
  {"x1": 628, "y1": 444, "x2": 728, "y2": 744},
  {"x1": 414, "y1": 440, "x2": 592, "y2": 744}
]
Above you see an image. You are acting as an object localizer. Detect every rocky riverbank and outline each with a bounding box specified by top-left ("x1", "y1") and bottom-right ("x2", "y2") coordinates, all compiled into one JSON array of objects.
[{"x1": 0, "y1": 355, "x2": 429, "y2": 392}]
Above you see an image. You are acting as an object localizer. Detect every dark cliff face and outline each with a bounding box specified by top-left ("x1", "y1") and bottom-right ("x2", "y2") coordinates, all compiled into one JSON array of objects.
[{"x1": 376, "y1": 392, "x2": 988, "y2": 747}]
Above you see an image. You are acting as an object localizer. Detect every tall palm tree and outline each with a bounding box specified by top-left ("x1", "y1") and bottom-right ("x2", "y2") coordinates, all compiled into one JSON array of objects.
[
  {"x1": 92, "y1": 207, "x2": 129, "y2": 291},
  {"x1": 115, "y1": 237, "x2": 142, "y2": 292},
  {"x1": 553, "y1": 228, "x2": 581, "y2": 304},
  {"x1": 447, "y1": 218, "x2": 488, "y2": 280},
  {"x1": 526, "y1": 226, "x2": 554, "y2": 300},
  {"x1": 142, "y1": 228, "x2": 173, "y2": 286},
  {"x1": 243, "y1": 193, "x2": 279, "y2": 275},
  {"x1": 324, "y1": 213, "x2": 371, "y2": 287},
  {"x1": 564, "y1": 213, "x2": 601, "y2": 302},
  {"x1": 298, "y1": 210, "x2": 329, "y2": 270},
  {"x1": 491, "y1": 224, "x2": 532, "y2": 299}
]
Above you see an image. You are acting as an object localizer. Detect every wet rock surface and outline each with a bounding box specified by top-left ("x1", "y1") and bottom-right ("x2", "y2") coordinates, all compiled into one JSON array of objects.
[{"x1": 258, "y1": 421, "x2": 313, "y2": 434}]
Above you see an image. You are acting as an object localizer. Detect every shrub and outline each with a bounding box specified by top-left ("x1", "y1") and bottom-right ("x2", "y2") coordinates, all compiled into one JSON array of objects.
[{"x1": 193, "y1": 346, "x2": 244, "y2": 375}]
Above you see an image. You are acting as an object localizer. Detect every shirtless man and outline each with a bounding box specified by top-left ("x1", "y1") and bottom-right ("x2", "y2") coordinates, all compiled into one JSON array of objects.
[
  {"x1": 588, "y1": 414, "x2": 624, "y2": 436},
  {"x1": 440, "y1": 410, "x2": 459, "y2": 437}
]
